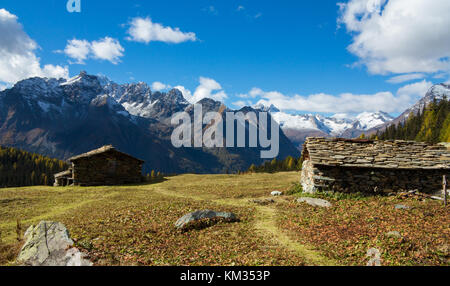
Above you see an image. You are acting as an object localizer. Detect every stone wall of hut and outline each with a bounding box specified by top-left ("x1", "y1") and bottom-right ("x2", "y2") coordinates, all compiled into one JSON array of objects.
[
  {"x1": 301, "y1": 159, "x2": 448, "y2": 194},
  {"x1": 72, "y1": 152, "x2": 143, "y2": 186}
]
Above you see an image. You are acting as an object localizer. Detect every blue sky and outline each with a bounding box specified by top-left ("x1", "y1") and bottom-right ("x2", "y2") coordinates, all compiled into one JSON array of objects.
[{"x1": 0, "y1": 0, "x2": 449, "y2": 116}]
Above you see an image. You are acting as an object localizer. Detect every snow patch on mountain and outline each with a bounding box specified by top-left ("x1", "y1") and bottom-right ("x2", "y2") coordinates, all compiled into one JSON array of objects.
[
  {"x1": 406, "y1": 83, "x2": 450, "y2": 118},
  {"x1": 355, "y1": 112, "x2": 394, "y2": 130},
  {"x1": 256, "y1": 103, "x2": 394, "y2": 136},
  {"x1": 1, "y1": 71, "x2": 404, "y2": 138},
  {"x1": 1, "y1": 71, "x2": 194, "y2": 123}
]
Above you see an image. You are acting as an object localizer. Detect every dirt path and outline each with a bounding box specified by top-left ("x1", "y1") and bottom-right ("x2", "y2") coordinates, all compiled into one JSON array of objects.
[{"x1": 154, "y1": 187, "x2": 338, "y2": 266}]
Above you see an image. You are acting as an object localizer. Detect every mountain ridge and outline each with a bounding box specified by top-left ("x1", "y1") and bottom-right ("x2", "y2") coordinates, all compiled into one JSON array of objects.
[
  {"x1": 0, "y1": 71, "x2": 300, "y2": 174},
  {"x1": 366, "y1": 83, "x2": 450, "y2": 136},
  {"x1": 251, "y1": 83, "x2": 449, "y2": 148},
  {"x1": 254, "y1": 104, "x2": 394, "y2": 149}
]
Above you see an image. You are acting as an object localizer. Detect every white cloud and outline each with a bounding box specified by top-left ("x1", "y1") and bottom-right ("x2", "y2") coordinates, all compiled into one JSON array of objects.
[
  {"x1": 173, "y1": 85, "x2": 192, "y2": 102},
  {"x1": 247, "y1": 80, "x2": 432, "y2": 114},
  {"x1": 433, "y1": 73, "x2": 450, "y2": 84},
  {"x1": 190, "y1": 77, "x2": 228, "y2": 104},
  {"x1": 62, "y1": 37, "x2": 124, "y2": 65},
  {"x1": 338, "y1": 0, "x2": 450, "y2": 75},
  {"x1": 396, "y1": 80, "x2": 433, "y2": 100},
  {"x1": 64, "y1": 39, "x2": 90, "y2": 64},
  {"x1": 433, "y1": 73, "x2": 448, "y2": 79},
  {"x1": 41, "y1": 65, "x2": 70, "y2": 80},
  {"x1": 232, "y1": 100, "x2": 253, "y2": 108},
  {"x1": 152, "y1": 81, "x2": 170, "y2": 91},
  {"x1": 176, "y1": 77, "x2": 227, "y2": 104},
  {"x1": 0, "y1": 83, "x2": 8, "y2": 91},
  {"x1": 232, "y1": 101, "x2": 247, "y2": 108},
  {"x1": 126, "y1": 17, "x2": 197, "y2": 44},
  {"x1": 237, "y1": 87, "x2": 265, "y2": 99},
  {"x1": 237, "y1": 6, "x2": 245, "y2": 11},
  {"x1": 0, "y1": 9, "x2": 69, "y2": 84},
  {"x1": 386, "y1": 73, "x2": 425, "y2": 84},
  {"x1": 205, "y1": 6, "x2": 218, "y2": 15},
  {"x1": 91, "y1": 37, "x2": 124, "y2": 64}
]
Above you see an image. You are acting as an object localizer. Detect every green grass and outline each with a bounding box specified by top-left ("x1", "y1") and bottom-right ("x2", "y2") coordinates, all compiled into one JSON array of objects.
[{"x1": 0, "y1": 172, "x2": 448, "y2": 266}]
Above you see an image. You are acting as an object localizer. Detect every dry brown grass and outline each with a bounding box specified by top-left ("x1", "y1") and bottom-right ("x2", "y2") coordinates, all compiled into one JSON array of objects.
[
  {"x1": 277, "y1": 193, "x2": 450, "y2": 266},
  {"x1": 0, "y1": 172, "x2": 448, "y2": 266}
]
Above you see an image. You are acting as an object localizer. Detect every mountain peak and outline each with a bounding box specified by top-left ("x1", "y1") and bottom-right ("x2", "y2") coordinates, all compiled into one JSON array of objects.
[
  {"x1": 398, "y1": 83, "x2": 450, "y2": 120},
  {"x1": 427, "y1": 83, "x2": 450, "y2": 100},
  {"x1": 254, "y1": 103, "x2": 280, "y2": 113}
]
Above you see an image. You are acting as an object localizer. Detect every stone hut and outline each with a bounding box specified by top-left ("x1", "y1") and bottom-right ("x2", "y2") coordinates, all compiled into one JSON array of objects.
[
  {"x1": 301, "y1": 138, "x2": 450, "y2": 194},
  {"x1": 54, "y1": 145, "x2": 144, "y2": 187}
]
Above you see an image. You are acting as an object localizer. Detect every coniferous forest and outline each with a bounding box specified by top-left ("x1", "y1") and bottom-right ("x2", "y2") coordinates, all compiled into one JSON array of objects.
[
  {"x1": 0, "y1": 146, "x2": 68, "y2": 188},
  {"x1": 247, "y1": 156, "x2": 303, "y2": 174},
  {"x1": 376, "y1": 97, "x2": 450, "y2": 144}
]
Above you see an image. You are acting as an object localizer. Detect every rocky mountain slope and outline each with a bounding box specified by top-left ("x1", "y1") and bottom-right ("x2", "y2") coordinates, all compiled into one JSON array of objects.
[
  {"x1": 0, "y1": 72, "x2": 299, "y2": 174},
  {"x1": 366, "y1": 83, "x2": 450, "y2": 136},
  {"x1": 266, "y1": 83, "x2": 449, "y2": 149},
  {"x1": 255, "y1": 104, "x2": 394, "y2": 149}
]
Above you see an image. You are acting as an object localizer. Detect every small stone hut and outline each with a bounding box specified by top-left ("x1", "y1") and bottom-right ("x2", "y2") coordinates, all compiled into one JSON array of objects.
[
  {"x1": 54, "y1": 145, "x2": 144, "y2": 187},
  {"x1": 301, "y1": 138, "x2": 450, "y2": 194}
]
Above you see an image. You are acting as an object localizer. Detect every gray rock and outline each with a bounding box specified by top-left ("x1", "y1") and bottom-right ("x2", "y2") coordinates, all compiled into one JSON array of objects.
[
  {"x1": 395, "y1": 204, "x2": 411, "y2": 210},
  {"x1": 366, "y1": 248, "x2": 382, "y2": 266},
  {"x1": 271, "y1": 191, "x2": 283, "y2": 196},
  {"x1": 17, "y1": 221, "x2": 92, "y2": 266},
  {"x1": 175, "y1": 210, "x2": 238, "y2": 230},
  {"x1": 385, "y1": 231, "x2": 402, "y2": 238},
  {"x1": 297, "y1": 197, "x2": 332, "y2": 208}
]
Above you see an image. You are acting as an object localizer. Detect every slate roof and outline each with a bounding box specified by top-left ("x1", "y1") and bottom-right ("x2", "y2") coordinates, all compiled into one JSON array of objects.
[
  {"x1": 54, "y1": 169, "x2": 72, "y2": 178},
  {"x1": 302, "y1": 138, "x2": 450, "y2": 170},
  {"x1": 69, "y1": 145, "x2": 144, "y2": 163}
]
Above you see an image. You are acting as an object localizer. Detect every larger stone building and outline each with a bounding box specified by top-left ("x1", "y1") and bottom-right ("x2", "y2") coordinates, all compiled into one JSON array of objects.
[
  {"x1": 301, "y1": 138, "x2": 449, "y2": 194},
  {"x1": 54, "y1": 145, "x2": 144, "y2": 186}
]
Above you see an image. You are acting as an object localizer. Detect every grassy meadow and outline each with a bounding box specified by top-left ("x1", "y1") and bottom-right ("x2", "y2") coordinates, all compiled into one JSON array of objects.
[{"x1": 0, "y1": 172, "x2": 448, "y2": 266}]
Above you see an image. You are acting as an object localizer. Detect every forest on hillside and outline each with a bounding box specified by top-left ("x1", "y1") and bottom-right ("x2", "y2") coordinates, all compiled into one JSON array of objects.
[
  {"x1": 376, "y1": 97, "x2": 450, "y2": 143},
  {"x1": 0, "y1": 146, "x2": 68, "y2": 188},
  {"x1": 247, "y1": 156, "x2": 302, "y2": 174}
]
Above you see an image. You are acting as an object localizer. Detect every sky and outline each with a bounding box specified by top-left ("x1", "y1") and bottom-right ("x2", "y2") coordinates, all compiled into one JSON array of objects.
[{"x1": 0, "y1": 0, "x2": 449, "y2": 116}]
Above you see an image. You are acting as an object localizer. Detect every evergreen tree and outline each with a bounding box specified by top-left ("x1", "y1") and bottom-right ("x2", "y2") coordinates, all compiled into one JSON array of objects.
[
  {"x1": 378, "y1": 97, "x2": 449, "y2": 144},
  {"x1": 0, "y1": 146, "x2": 68, "y2": 187}
]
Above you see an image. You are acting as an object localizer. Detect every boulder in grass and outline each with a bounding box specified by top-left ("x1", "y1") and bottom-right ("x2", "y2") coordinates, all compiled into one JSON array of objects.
[
  {"x1": 16, "y1": 221, "x2": 92, "y2": 266},
  {"x1": 175, "y1": 210, "x2": 239, "y2": 230},
  {"x1": 271, "y1": 191, "x2": 283, "y2": 196},
  {"x1": 297, "y1": 197, "x2": 332, "y2": 208}
]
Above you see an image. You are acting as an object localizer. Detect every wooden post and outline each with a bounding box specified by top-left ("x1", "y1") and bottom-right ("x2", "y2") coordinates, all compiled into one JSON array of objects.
[{"x1": 444, "y1": 175, "x2": 447, "y2": 207}]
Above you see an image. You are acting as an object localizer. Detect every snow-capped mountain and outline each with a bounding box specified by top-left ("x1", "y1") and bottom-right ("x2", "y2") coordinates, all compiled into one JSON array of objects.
[
  {"x1": 253, "y1": 103, "x2": 394, "y2": 149},
  {"x1": 7, "y1": 71, "x2": 191, "y2": 124},
  {"x1": 400, "y1": 83, "x2": 449, "y2": 121},
  {"x1": 100, "y1": 76, "x2": 189, "y2": 122},
  {"x1": 255, "y1": 104, "x2": 394, "y2": 136},
  {"x1": 365, "y1": 83, "x2": 450, "y2": 135},
  {"x1": 0, "y1": 71, "x2": 300, "y2": 174},
  {"x1": 353, "y1": 112, "x2": 394, "y2": 130}
]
